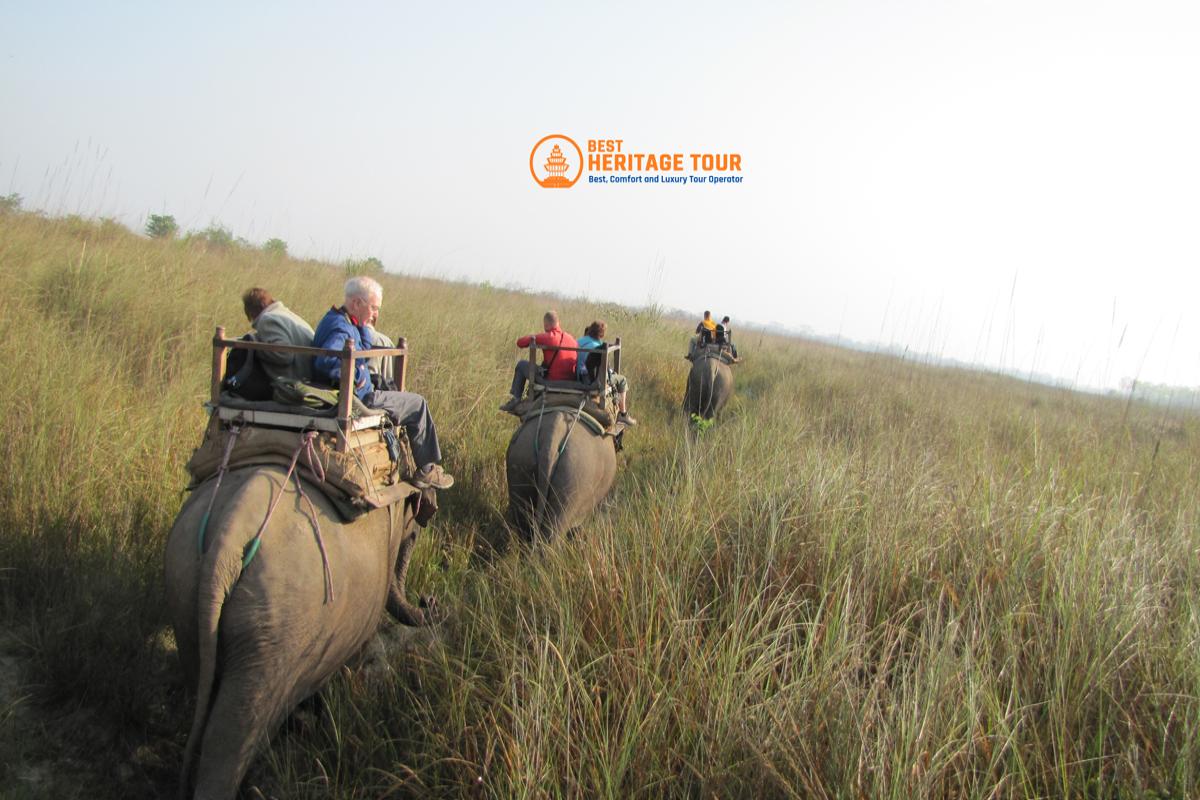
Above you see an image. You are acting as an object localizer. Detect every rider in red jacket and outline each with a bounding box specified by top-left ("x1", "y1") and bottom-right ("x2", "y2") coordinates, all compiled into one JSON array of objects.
[{"x1": 500, "y1": 311, "x2": 578, "y2": 411}]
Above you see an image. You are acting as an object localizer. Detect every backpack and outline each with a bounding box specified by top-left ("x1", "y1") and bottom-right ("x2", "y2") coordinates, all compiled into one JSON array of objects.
[{"x1": 222, "y1": 337, "x2": 273, "y2": 401}]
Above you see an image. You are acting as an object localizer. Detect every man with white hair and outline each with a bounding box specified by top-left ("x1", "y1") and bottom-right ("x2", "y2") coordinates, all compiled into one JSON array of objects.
[{"x1": 312, "y1": 276, "x2": 453, "y2": 491}]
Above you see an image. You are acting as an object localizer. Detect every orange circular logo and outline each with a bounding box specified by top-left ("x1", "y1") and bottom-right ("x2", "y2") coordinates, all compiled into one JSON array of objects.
[{"x1": 530, "y1": 134, "x2": 583, "y2": 188}]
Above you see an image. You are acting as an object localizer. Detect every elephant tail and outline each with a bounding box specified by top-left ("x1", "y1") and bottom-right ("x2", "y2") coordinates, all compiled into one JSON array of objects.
[
  {"x1": 532, "y1": 410, "x2": 570, "y2": 538},
  {"x1": 179, "y1": 482, "x2": 252, "y2": 799}
]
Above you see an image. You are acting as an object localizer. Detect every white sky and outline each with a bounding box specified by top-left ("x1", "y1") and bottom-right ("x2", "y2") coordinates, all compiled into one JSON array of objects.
[{"x1": 2, "y1": 1, "x2": 1198, "y2": 389}]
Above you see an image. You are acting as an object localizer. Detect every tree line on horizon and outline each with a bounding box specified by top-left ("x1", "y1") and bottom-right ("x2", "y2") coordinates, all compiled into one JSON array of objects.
[{"x1": 144, "y1": 213, "x2": 384, "y2": 276}]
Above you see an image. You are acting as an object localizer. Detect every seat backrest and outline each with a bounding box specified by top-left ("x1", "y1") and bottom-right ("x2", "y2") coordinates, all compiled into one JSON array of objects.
[{"x1": 583, "y1": 350, "x2": 604, "y2": 385}]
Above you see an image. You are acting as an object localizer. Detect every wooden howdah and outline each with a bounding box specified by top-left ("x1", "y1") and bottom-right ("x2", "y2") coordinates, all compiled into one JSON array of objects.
[
  {"x1": 521, "y1": 336, "x2": 622, "y2": 413},
  {"x1": 209, "y1": 326, "x2": 409, "y2": 452}
]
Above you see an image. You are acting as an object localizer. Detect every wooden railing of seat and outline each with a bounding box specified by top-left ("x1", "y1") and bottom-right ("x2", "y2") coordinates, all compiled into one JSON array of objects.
[
  {"x1": 523, "y1": 336, "x2": 622, "y2": 413},
  {"x1": 210, "y1": 326, "x2": 409, "y2": 452}
]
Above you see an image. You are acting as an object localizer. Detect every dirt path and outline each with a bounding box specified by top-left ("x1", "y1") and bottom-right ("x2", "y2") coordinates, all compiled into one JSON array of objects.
[
  {"x1": 0, "y1": 626, "x2": 149, "y2": 799},
  {"x1": 0, "y1": 627, "x2": 57, "y2": 795}
]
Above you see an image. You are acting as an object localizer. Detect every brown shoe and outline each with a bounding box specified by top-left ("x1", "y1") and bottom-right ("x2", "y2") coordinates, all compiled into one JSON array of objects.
[
  {"x1": 617, "y1": 412, "x2": 638, "y2": 426},
  {"x1": 413, "y1": 464, "x2": 454, "y2": 490},
  {"x1": 498, "y1": 396, "x2": 521, "y2": 413}
]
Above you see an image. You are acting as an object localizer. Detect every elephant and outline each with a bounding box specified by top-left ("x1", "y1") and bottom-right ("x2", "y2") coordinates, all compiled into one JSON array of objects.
[
  {"x1": 684, "y1": 351, "x2": 735, "y2": 420},
  {"x1": 164, "y1": 465, "x2": 434, "y2": 800},
  {"x1": 505, "y1": 407, "x2": 618, "y2": 542}
]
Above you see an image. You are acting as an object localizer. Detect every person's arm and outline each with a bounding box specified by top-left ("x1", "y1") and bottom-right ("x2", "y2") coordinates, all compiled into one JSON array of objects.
[
  {"x1": 575, "y1": 340, "x2": 591, "y2": 380},
  {"x1": 515, "y1": 333, "x2": 533, "y2": 348},
  {"x1": 253, "y1": 315, "x2": 295, "y2": 366},
  {"x1": 312, "y1": 329, "x2": 348, "y2": 384},
  {"x1": 313, "y1": 328, "x2": 369, "y2": 389}
]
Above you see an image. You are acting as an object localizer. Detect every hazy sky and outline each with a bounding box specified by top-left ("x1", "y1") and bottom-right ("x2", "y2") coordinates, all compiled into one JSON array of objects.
[{"x1": 3, "y1": 1, "x2": 1198, "y2": 389}]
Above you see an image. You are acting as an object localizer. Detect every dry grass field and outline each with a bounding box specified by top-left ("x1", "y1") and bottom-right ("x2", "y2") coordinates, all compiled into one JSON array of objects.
[{"x1": 0, "y1": 210, "x2": 1197, "y2": 798}]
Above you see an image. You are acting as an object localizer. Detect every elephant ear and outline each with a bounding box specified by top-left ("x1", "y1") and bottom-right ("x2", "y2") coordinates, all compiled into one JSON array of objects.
[{"x1": 414, "y1": 486, "x2": 439, "y2": 527}]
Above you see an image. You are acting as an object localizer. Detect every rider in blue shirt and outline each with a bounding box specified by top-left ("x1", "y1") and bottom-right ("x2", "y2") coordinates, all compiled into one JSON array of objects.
[{"x1": 576, "y1": 320, "x2": 636, "y2": 426}]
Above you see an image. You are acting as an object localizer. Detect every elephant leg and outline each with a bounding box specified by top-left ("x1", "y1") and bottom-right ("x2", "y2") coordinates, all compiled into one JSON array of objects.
[
  {"x1": 192, "y1": 671, "x2": 287, "y2": 800},
  {"x1": 386, "y1": 528, "x2": 433, "y2": 626},
  {"x1": 541, "y1": 489, "x2": 570, "y2": 541},
  {"x1": 506, "y1": 491, "x2": 537, "y2": 544}
]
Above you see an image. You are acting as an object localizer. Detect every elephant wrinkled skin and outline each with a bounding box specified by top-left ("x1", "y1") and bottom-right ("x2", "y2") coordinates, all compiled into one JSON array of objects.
[
  {"x1": 505, "y1": 409, "x2": 617, "y2": 542},
  {"x1": 684, "y1": 354, "x2": 734, "y2": 419},
  {"x1": 164, "y1": 465, "x2": 430, "y2": 800}
]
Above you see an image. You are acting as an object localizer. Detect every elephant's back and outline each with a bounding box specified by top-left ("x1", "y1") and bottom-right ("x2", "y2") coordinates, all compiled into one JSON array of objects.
[
  {"x1": 558, "y1": 422, "x2": 616, "y2": 479},
  {"x1": 711, "y1": 358, "x2": 734, "y2": 390},
  {"x1": 507, "y1": 411, "x2": 616, "y2": 496},
  {"x1": 691, "y1": 354, "x2": 732, "y2": 380},
  {"x1": 167, "y1": 466, "x2": 395, "y2": 684},
  {"x1": 507, "y1": 410, "x2": 614, "y2": 464},
  {"x1": 685, "y1": 355, "x2": 734, "y2": 416},
  {"x1": 687, "y1": 356, "x2": 722, "y2": 391},
  {"x1": 686, "y1": 355, "x2": 720, "y2": 391}
]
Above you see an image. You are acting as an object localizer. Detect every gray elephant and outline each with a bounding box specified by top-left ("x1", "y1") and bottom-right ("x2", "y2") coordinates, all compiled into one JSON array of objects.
[
  {"x1": 505, "y1": 408, "x2": 618, "y2": 542},
  {"x1": 684, "y1": 351, "x2": 735, "y2": 419},
  {"x1": 164, "y1": 465, "x2": 433, "y2": 800}
]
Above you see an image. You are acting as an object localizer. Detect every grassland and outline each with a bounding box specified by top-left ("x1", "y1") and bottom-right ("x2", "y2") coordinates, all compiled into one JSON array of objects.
[{"x1": 0, "y1": 210, "x2": 1197, "y2": 798}]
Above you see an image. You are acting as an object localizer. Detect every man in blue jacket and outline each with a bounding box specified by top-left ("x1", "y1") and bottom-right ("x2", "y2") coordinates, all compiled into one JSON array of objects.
[{"x1": 313, "y1": 276, "x2": 453, "y2": 491}]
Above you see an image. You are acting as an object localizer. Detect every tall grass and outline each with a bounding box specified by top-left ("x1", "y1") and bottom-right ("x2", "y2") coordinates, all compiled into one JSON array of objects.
[{"x1": 0, "y1": 210, "x2": 1197, "y2": 797}]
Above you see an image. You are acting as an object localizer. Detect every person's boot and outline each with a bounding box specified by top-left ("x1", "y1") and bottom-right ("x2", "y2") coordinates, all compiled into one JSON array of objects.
[
  {"x1": 617, "y1": 412, "x2": 638, "y2": 426},
  {"x1": 413, "y1": 464, "x2": 454, "y2": 490},
  {"x1": 498, "y1": 396, "x2": 521, "y2": 413}
]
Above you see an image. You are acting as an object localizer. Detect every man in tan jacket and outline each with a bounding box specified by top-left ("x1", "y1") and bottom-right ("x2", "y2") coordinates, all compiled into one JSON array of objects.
[
  {"x1": 225, "y1": 288, "x2": 315, "y2": 398},
  {"x1": 243, "y1": 288, "x2": 316, "y2": 382}
]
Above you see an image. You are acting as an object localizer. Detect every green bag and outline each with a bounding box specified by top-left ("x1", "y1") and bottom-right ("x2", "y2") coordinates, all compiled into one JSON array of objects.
[
  {"x1": 272, "y1": 377, "x2": 336, "y2": 409},
  {"x1": 272, "y1": 377, "x2": 373, "y2": 416}
]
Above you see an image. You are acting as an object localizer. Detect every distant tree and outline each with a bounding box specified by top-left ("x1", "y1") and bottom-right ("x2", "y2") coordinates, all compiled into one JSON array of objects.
[
  {"x1": 0, "y1": 193, "x2": 22, "y2": 215},
  {"x1": 263, "y1": 238, "x2": 288, "y2": 257},
  {"x1": 344, "y1": 256, "x2": 384, "y2": 276},
  {"x1": 145, "y1": 214, "x2": 178, "y2": 239},
  {"x1": 184, "y1": 223, "x2": 235, "y2": 250}
]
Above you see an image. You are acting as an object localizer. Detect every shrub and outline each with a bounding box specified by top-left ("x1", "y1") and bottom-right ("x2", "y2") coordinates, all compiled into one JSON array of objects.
[
  {"x1": 344, "y1": 256, "x2": 384, "y2": 276},
  {"x1": 185, "y1": 223, "x2": 235, "y2": 250},
  {"x1": 263, "y1": 238, "x2": 288, "y2": 257},
  {"x1": 144, "y1": 214, "x2": 178, "y2": 239}
]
